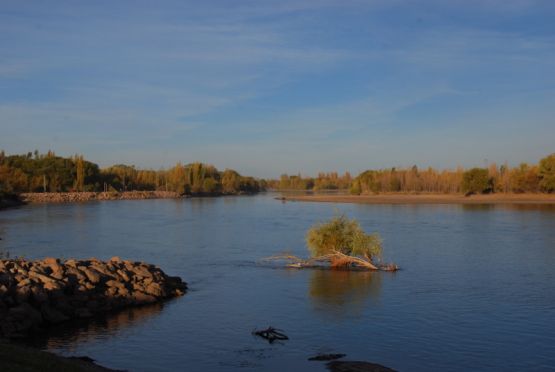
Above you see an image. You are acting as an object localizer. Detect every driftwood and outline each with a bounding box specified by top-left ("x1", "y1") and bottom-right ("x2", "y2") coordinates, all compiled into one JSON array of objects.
[
  {"x1": 262, "y1": 251, "x2": 398, "y2": 272},
  {"x1": 252, "y1": 327, "x2": 289, "y2": 343}
]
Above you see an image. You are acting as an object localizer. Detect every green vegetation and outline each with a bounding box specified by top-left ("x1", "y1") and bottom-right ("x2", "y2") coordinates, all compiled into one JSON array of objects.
[
  {"x1": 306, "y1": 214, "x2": 382, "y2": 261},
  {"x1": 345, "y1": 153, "x2": 555, "y2": 195},
  {"x1": 270, "y1": 172, "x2": 352, "y2": 191},
  {"x1": 3, "y1": 150, "x2": 553, "y2": 197},
  {"x1": 269, "y1": 154, "x2": 555, "y2": 196},
  {"x1": 0, "y1": 150, "x2": 264, "y2": 196},
  {"x1": 539, "y1": 153, "x2": 555, "y2": 193},
  {"x1": 462, "y1": 168, "x2": 491, "y2": 194},
  {"x1": 265, "y1": 214, "x2": 395, "y2": 271}
]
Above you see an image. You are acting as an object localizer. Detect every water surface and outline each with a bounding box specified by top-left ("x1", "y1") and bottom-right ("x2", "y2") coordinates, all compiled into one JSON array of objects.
[{"x1": 1, "y1": 195, "x2": 554, "y2": 371}]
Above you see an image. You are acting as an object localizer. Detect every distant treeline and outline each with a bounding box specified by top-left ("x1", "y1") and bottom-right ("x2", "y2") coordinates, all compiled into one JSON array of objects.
[
  {"x1": 267, "y1": 172, "x2": 353, "y2": 191},
  {"x1": 269, "y1": 153, "x2": 555, "y2": 194},
  {"x1": 0, "y1": 150, "x2": 265, "y2": 195}
]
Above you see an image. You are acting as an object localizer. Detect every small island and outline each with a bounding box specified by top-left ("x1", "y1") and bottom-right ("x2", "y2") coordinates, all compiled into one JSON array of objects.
[{"x1": 266, "y1": 214, "x2": 398, "y2": 271}]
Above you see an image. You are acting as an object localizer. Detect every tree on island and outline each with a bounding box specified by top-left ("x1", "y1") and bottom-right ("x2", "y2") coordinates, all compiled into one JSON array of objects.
[
  {"x1": 264, "y1": 214, "x2": 397, "y2": 271},
  {"x1": 306, "y1": 214, "x2": 382, "y2": 263}
]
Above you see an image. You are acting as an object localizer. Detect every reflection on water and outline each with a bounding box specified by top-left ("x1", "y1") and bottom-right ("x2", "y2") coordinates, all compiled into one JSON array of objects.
[
  {"x1": 25, "y1": 302, "x2": 166, "y2": 351},
  {"x1": 309, "y1": 269, "x2": 382, "y2": 319},
  {"x1": 461, "y1": 204, "x2": 496, "y2": 211},
  {"x1": 462, "y1": 203, "x2": 555, "y2": 212}
]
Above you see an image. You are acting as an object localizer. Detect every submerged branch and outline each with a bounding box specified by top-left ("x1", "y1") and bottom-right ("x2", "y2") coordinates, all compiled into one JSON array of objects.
[{"x1": 261, "y1": 252, "x2": 398, "y2": 271}]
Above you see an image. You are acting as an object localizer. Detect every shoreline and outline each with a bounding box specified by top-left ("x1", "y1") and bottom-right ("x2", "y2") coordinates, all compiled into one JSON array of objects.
[
  {"x1": 0, "y1": 190, "x2": 263, "y2": 209},
  {"x1": 19, "y1": 191, "x2": 182, "y2": 204},
  {"x1": 281, "y1": 193, "x2": 555, "y2": 205},
  {"x1": 0, "y1": 341, "x2": 118, "y2": 371}
]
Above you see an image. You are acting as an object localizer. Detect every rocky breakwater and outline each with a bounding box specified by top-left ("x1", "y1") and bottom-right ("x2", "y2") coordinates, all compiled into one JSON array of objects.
[
  {"x1": 0, "y1": 257, "x2": 187, "y2": 338},
  {"x1": 20, "y1": 191, "x2": 182, "y2": 204}
]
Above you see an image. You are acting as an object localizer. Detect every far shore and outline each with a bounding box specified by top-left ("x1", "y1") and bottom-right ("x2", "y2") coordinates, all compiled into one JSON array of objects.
[{"x1": 281, "y1": 193, "x2": 555, "y2": 205}]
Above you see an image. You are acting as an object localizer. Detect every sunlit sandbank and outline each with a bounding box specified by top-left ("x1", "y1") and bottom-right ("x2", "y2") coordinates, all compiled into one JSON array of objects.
[{"x1": 282, "y1": 193, "x2": 555, "y2": 205}]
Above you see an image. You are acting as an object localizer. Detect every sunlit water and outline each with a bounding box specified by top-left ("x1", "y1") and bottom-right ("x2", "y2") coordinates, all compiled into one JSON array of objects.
[{"x1": 1, "y1": 194, "x2": 555, "y2": 371}]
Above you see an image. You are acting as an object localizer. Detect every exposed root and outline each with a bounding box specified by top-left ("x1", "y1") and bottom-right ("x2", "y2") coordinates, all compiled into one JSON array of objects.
[{"x1": 261, "y1": 251, "x2": 398, "y2": 271}]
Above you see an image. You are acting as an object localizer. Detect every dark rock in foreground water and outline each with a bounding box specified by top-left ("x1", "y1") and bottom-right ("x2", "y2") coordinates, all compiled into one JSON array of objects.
[
  {"x1": 327, "y1": 361, "x2": 397, "y2": 372},
  {"x1": 0, "y1": 257, "x2": 187, "y2": 338},
  {"x1": 309, "y1": 353, "x2": 347, "y2": 361}
]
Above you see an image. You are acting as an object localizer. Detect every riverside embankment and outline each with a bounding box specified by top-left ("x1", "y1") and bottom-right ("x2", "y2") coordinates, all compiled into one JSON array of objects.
[
  {"x1": 0, "y1": 257, "x2": 186, "y2": 338},
  {"x1": 19, "y1": 191, "x2": 181, "y2": 204}
]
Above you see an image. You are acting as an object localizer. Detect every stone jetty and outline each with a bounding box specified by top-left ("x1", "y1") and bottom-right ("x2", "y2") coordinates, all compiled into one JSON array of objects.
[
  {"x1": 19, "y1": 191, "x2": 181, "y2": 204},
  {"x1": 0, "y1": 257, "x2": 187, "y2": 338}
]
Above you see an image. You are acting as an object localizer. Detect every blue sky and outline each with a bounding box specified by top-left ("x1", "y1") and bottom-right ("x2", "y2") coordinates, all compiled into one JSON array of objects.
[{"x1": 1, "y1": 0, "x2": 554, "y2": 177}]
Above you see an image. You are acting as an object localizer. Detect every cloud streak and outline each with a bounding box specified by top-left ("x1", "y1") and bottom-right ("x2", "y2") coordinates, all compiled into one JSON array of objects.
[{"x1": 0, "y1": 0, "x2": 554, "y2": 176}]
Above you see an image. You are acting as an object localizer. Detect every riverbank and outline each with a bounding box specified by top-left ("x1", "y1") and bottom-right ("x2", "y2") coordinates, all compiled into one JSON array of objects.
[
  {"x1": 282, "y1": 193, "x2": 555, "y2": 205},
  {"x1": 0, "y1": 341, "x2": 117, "y2": 371},
  {"x1": 0, "y1": 257, "x2": 186, "y2": 338}
]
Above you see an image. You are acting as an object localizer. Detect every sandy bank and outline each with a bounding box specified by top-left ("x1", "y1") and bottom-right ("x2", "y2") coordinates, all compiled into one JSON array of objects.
[{"x1": 282, "y1": 193, "x2": 555, "y2": 205}]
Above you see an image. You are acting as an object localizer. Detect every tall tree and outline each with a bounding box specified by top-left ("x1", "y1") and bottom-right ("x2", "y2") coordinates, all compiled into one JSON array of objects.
[
  {"x1": 539, "y1": 153, "x2": 555, "y2": 193},
  {"x1": 74, "y1": 155, "x2": 85, "y2": 192}
]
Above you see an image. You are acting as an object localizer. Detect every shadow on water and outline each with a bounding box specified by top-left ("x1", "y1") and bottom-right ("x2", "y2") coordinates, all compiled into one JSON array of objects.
[
  {"x1": 309, "y1": 270, "x2": 382, "y2": 319},
  {"x1": 22, "y1": 302, "x2": 167, "y2": 351}
]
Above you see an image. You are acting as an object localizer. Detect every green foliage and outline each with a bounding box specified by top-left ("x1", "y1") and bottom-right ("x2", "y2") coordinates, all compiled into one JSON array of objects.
[
  {"x1": 0, "y1": 150, "x2": 264, "y2": 196},
  {"x1": 462, "y1": 168, "x2": 491, "y2": 194},
  {"x1": 221, "y1": 169, "x2": 241, "y2": 193},
  {"x1": 510, "y1": 163, "x2": 539, "y2": 193},
  {"x1": 0, "y1": 151, "x2": 98, "y2": 192},
  {"x1": 305, "y1": 214, "x2": 382, "y2": 259},
  {"x1": 274, "y1": 172, "x2": 351, "y2": 191},
  {"x1": 349, "y1": 179, "x2": 362, "y2": 195},
  {"x1": 539, "y1": 153, "x2": 555, "y2": 193},
  {"x1": 356, "y1": 170, "x2": 382, "y2": 193},
  {"x1": 202, "y1": 177, "x2": 220, "y2": 193}
]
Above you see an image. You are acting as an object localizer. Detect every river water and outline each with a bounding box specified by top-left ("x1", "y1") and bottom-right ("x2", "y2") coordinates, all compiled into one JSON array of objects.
[{"x1": 1, "y1": 194, "x2": 554, "y2": 371}]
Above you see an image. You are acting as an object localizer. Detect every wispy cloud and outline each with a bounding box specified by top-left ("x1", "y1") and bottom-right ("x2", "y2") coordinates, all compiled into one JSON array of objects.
[{"x1": 0, "y1": 0, "x2": 554, "y2": 175}]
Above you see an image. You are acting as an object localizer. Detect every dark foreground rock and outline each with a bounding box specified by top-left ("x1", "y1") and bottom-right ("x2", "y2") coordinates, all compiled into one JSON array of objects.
[
  {"x1": 327, "y1": 361, "x2": 397, "y2": 372},
  {"x1": 0, "y1": 257, "x2": 186, "y2": 338},
  {"x1": 309, "y1": 353, "x2": 346, "y2": 361}
]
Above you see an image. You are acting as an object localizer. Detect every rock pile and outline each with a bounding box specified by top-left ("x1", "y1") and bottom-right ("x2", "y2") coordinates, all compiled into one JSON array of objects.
[
  {"x1": 0, "y1": 257, "x2": 187, "y2": 338},
  {"x1": 20, "y1": 191, "x2": 182, "y2": 204}
]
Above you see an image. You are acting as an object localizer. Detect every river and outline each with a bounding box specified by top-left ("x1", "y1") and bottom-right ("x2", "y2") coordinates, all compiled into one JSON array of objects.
[{"x1": 1, "y1": 194, "x2": 554, "y2": 371}]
